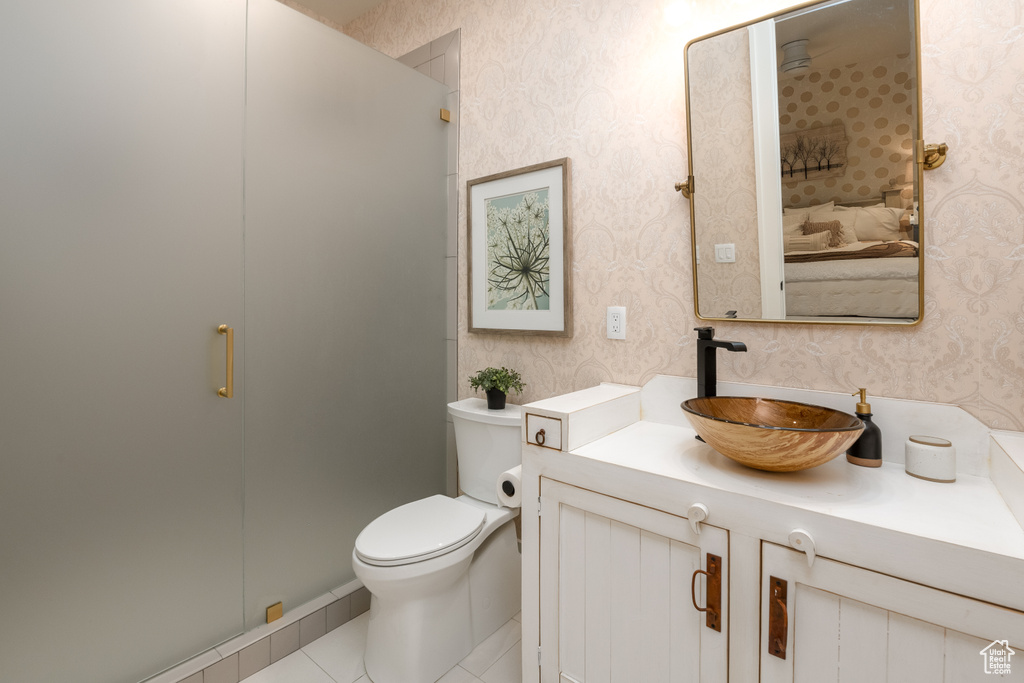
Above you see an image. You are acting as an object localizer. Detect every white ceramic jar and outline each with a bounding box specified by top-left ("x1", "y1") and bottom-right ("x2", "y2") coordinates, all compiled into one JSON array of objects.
[{"x1": 905, "y1": 435, "x2": 956, "y2": 483}]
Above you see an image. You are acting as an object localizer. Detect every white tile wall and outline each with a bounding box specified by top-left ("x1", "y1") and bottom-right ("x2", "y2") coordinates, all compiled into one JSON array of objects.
[
  {"x1": 398, "y1": 30, "x2": 462, "y2": 498},
  {"x1": 203, "y1": 654, "x2": 239, "y2": 683}
]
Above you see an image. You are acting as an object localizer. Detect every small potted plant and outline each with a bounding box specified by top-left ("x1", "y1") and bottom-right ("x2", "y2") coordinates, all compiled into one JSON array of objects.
[{"x1": 469, "y1": 366, "x2": 525, "y2": 410}]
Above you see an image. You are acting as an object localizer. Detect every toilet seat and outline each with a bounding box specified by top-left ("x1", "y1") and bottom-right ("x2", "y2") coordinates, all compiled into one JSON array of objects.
[{"x1": 354, "y1": 495, "x2": 485, "y2": 567}]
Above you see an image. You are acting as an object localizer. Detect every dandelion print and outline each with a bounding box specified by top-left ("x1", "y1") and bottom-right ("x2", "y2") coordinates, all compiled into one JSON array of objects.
[{"x1": 485, "y1": 189, "x2": 550, "y2": 311}]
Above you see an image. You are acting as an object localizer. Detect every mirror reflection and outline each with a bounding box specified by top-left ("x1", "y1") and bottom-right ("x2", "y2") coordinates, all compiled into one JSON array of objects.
[{"x1": 686, "y1": 0, "x2": 921, "y2": 324}]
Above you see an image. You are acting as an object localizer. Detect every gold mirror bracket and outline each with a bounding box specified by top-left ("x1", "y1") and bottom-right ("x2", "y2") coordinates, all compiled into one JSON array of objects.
[
  {"x1": 675, "y1": 175, "x2": 695, "y2": 199},
  {"x1": 918, "y1": 141, "x2": 948, "y2": 170}
]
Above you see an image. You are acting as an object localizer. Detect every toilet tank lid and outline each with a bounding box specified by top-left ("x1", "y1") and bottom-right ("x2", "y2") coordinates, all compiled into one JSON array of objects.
[
  {"x1": 447, "y1": 398, "x2": 522, "y2": 426},
  {"x1": 354, "y1": 495, "x2": 485, "y2": 565}
]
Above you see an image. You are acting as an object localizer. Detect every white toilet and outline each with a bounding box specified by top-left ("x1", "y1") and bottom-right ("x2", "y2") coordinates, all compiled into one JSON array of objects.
[{"x1": 351, "y1": 398, "x2": 523, "y2": 683}]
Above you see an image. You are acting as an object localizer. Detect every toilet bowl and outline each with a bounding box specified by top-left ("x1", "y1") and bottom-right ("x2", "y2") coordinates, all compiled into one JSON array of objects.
[{"x1": 351, "y1": 399, "x2": 522, "y2": 683}]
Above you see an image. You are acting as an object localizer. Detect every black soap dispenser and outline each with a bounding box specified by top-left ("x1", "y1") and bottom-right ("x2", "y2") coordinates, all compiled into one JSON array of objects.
[{"x1": 847, "y1": 388, "x2": 882, "y2": 467}]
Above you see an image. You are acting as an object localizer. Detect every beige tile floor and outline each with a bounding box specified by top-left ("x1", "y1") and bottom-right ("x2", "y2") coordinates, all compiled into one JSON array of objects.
[{"x1": 244, "y1": 610, "x2": 522, "y2": 683}]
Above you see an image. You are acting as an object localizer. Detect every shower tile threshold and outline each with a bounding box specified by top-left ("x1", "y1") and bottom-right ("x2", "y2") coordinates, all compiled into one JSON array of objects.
[
  {"x1": 226, "y1": 611, "x2": 521, "y2": 683},
  {"x1": 156, "y1": 592, "x2": 523, "y2": 683}
]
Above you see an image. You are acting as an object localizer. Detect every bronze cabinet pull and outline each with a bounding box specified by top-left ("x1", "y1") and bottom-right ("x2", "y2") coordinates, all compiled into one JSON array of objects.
[
  {"x1": 535, "y1": 428, "x2": 546, "y2": 446},
  {"x1": 768, "y1": 576, "x2": 789, "y2": 659},
  {"x1": 690, "y1": 569, "x2": 709, "y2": 610},
  {"x1": 689, "y1": 553, "x2": 722, "y2": 631}
]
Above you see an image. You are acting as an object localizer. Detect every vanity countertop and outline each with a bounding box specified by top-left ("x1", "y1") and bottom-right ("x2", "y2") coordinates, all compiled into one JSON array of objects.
[
  {"x1": 523, "y1": 376, "x2": 1024, "y2": 610},
  {"x1": 571, "y1": 419, "x2": 1024, "y2": 561}
]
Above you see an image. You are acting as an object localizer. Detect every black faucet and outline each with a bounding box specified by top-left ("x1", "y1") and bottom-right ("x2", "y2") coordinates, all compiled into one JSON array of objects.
[{"x1": 695, "y1": 326, "x2": 747, "y2": 398}]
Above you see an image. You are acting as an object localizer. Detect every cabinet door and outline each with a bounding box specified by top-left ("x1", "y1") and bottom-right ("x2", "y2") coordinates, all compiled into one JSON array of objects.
[
  {"x1": 539, "y1": 478, "x2": 728, "y2": 683},
  {"x1": 761, "y1": 542, "x2": 1024, "y2": 682}
]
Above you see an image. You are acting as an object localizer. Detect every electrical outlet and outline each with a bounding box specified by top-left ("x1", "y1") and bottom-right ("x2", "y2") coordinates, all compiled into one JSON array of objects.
[{"x1": 607, "y1": 306, "x2": 626, "y2": 340}]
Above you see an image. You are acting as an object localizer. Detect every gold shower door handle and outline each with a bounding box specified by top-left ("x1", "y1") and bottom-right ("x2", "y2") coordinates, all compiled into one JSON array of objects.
[{"x1": 217, "y1": 324, "x2": 233, "y2": 398}]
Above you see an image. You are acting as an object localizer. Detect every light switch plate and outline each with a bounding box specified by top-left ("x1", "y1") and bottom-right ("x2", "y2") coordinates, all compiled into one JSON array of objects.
[{"x1": 714, "y1": 243, "x2": 736, "y2": 263}]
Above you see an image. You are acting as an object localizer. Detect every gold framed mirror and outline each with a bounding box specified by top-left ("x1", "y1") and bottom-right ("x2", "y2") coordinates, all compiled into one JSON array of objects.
[{"x1": 684, "y1": 0, "x2": 924, "y2": 325}]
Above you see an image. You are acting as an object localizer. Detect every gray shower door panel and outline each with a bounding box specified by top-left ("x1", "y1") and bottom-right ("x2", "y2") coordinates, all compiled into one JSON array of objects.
[
  {"x1": 0, "y1": 1, "x2": 246, "y2": 682},
  {"x1": 242, "y1": 0, "x2": 450, "y2": 632}
]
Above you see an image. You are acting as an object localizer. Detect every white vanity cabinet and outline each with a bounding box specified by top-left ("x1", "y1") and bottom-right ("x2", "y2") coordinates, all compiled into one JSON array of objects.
[
  {"x1": 520, "y1": 381, "x2": 1024, "y2": 683},
  {"x1": 538, "y1": 477, "x2": 728, "y2": 683},
  {"x1": 530, "y1": 475, "x2": 1024, "y2": 683},
  {"x1": 760, "y1": 543, "x2": 1024, "y2": 682}
]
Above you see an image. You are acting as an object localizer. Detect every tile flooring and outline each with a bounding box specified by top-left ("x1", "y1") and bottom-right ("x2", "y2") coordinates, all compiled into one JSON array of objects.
[{"x1": 244, "y1": 611, "x2": 522, "y2": 683}]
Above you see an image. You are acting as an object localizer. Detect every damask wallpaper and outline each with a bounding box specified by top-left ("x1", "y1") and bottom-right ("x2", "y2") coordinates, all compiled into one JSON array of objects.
[
  {"x1": 347, "y1": 0, "x2": 1024, "y2": 431},
  {"x1": 780, "y1": 53, "x2": 916, "y2": 208}
]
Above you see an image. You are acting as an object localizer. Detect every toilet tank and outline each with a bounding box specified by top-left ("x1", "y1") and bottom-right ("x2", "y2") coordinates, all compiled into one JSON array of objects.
[{"x1": 448, "y1": 398, "x2": 522, "y2": 505}]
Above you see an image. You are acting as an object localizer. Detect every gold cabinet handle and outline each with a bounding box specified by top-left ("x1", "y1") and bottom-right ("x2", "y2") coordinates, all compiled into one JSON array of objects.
[
  {"x1": 217, "y1": 324, "x2": 233, "y2": 398},
  {"x1": 535, "y1": 428, "x2": 546, "y2": 446}
]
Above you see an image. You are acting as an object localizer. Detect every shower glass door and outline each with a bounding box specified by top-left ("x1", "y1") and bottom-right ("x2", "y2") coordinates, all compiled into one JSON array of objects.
[
  {"x1": 242, "y1": 0, "x2": 450, "y2": 631},
  {"x1": 0, "y1": 0, "x2": 449, "y2": 681},
  {"x1": 0, "y1": 1, "x2": 246, "y2": 681}
]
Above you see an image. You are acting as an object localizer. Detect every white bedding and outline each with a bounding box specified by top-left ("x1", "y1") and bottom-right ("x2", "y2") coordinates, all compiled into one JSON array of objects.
[{"x1": 784, "y1": 241, "x2": 919, "y2": 318}]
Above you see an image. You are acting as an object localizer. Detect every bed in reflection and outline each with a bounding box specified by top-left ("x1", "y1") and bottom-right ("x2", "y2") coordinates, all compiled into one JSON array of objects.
[{"x1": 782, "y1": 201, "x2": 918, "y2": 320}]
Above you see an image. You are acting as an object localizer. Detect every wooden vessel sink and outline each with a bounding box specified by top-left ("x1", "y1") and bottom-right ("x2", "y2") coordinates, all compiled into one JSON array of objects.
[{"x1": 681, "y1": 396, "x2": 864, "y2": 472}]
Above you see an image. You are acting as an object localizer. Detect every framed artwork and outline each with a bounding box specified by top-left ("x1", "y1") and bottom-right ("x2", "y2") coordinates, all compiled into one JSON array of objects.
[
  {"x1": 467, "y1": 158, "x2": 573, "y2": 336},
  {"x1": 780, "y1": 123, "x2": 849, "y2": 181}
]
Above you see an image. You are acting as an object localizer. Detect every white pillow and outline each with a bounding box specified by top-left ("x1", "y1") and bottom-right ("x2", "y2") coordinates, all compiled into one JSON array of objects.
[
  {"x1": 850, "y1": 206, "x2": 903, "y2": 241},
  {"x1": 783, "y1": 201, "x2": 835, "y2": 222},
  {"x1": 810, "y1": 207, "x2": 858, "y2": 244},
  {"x1": 782, "y1": 213, "x2": 806, "y2": 236}
]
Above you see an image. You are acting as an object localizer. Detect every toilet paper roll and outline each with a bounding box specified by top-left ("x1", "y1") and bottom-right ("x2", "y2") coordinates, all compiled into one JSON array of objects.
[{"x1": 496, "y1": 465, "x2": 523, "y2": 508}]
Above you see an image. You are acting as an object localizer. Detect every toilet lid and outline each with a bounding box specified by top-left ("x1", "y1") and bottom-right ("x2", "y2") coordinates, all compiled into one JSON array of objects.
[{"x1": 354, "y1": 495, "x2": 486, "y2": 567}]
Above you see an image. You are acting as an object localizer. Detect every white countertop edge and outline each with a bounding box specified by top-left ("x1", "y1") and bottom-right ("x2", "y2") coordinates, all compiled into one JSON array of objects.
[
  {"x1": 524, "y1": 382, "x2": 639, "y2": 415},
  {"x1": 991, "y1": 432, "x2": 1024, "y2": 535}
]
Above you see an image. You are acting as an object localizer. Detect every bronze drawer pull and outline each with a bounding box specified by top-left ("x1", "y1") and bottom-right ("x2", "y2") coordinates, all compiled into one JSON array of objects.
[{"x1": 535, "y1": 428, "x2": 546, "y2": 446}]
